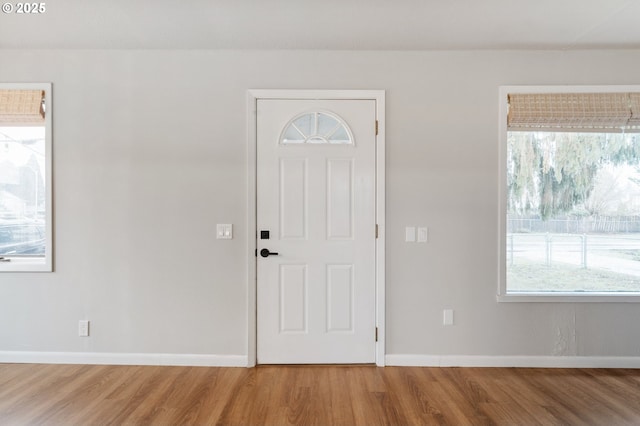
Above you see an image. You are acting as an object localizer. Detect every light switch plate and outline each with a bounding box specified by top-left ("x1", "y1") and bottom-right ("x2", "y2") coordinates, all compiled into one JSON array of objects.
[
  {"x1": 443, "y1": 309, "x2": 454, "y2": 326},
  {"x1": 217, "y1": 224, "x2": 233, "y2": 239},
  {"x1": 405, "y1": 226, "x2": 416, "y2": 242},
  {"x1": 417, "y1": 227, "x2": 428, "y2": 243}
]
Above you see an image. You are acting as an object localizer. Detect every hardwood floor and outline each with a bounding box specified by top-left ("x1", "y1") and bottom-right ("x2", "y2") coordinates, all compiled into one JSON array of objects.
[{"x1": 1, "y1": 364, "x2": 640, "y2": 425}]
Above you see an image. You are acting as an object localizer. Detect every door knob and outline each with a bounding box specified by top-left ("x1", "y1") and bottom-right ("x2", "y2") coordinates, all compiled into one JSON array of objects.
[{"x1": 260, "y1": 248, "x2": 279, "y2": 258}]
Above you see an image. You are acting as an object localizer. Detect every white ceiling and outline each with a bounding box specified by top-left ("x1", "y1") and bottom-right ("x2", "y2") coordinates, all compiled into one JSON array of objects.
[{"x1": 1, "y1": 0, "x2": 640, "y2": 50}]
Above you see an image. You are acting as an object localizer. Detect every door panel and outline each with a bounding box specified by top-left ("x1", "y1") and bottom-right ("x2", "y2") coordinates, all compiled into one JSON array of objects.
[
  {"x1": 280, "y1": 158, "x2": 307, "y2": 240},
  {"x1": 279, "y1": 264, "x2": 307, "y2": 333},
  {"x1": 257, "y1": 99, "x2": 376, "y2": 364},
  {"x1": 327, "y1": 159, "x2": 354, "y2": 240},
  {"x1": 327, "y1": 264, "x2": 354, "y2": 332}
]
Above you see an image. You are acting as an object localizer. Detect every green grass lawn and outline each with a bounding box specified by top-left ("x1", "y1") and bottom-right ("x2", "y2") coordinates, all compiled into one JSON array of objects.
[{"x1": 508, "y1": 261, "x2": 640, "y2": 292}]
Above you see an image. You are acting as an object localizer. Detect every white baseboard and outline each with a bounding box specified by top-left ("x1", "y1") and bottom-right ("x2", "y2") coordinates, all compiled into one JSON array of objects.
[
  {"x1": 4, "y1": 352, "x2": 637, "y2": 369},
  {"x1": 386, "y1": 354, "x2": 640, "y2": 368},
  {"x1": 0, "y1": 351, "x2": 248, "y2": 367}
]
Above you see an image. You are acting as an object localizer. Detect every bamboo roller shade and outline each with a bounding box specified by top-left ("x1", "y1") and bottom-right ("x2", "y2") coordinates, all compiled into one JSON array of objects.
[
  {"x1": 508, "y1": 92, "x2": 640, "y2": 132},
  {"x1": 0, "y1": 89, "x2": 46, "y2": 124}
]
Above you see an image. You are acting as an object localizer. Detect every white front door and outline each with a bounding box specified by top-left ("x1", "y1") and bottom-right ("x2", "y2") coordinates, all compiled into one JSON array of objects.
[{"x1": 256, "y1": 99, "x2": 377, "y2": 364}]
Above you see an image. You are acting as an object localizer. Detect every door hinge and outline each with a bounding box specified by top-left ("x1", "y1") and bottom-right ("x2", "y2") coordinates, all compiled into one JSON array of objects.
[
  {"x1": 375, "y1": 224, "x2": 379, "y2": 239},
  {"x1": 375, "y1": 327, "x2": 379, "y2": 342},
  {"x1": 375, "y1": 120, "x2": 379, "y2": 135}
]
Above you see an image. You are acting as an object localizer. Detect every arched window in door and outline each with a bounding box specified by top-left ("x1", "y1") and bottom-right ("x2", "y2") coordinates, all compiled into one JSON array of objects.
[{"x1": 280, "y1": 111, "x2": 354, "y2": 145}]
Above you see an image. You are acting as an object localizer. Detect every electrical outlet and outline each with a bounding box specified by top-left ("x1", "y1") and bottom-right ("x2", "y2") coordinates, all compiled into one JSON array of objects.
[{"x1": 78, "y1": 320, "x2": 90, "y2": 337}]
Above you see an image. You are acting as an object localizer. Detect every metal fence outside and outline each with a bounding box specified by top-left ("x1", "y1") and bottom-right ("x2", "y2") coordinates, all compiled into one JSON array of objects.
[
  {"x1": 508, "y1": 215, "x2": 640, "y2": 234},
  {"x1": 507, "y1": 233, "x2": 640, "y2": 277}
]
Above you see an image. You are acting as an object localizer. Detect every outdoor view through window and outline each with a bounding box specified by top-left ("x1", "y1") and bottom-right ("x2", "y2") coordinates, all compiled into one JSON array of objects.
[
  {"x1": 507, "y1": 131, "x2": 640, "y2": 293},
  {"x1": 506, "y1": 90, "x2": 640, "y2": 294},
  {"x1": 0, "y1": 126, "x2": 46, "y2": 257}
]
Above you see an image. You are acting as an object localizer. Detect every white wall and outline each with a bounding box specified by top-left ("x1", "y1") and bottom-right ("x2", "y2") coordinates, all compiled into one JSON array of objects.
[{"x1": 2, "y1": 49, "x2": 640, "y2": 365}]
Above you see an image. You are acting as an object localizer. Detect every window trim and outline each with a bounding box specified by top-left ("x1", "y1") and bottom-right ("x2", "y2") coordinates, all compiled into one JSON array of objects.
[
  {"x1": 498, "y1": 85, "x2": 640, "y2": 302},
  {"x1": 0, "y1": 82, "x2": 52, "y2": 272}
]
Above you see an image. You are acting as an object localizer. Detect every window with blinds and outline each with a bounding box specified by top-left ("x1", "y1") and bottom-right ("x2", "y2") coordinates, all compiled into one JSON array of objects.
[
  {"x1": 0, "y1": 84, "x2": 52, "y2": 272},
  {"x1": 500, "y1": 86, "x2": 640, "y2": 300},
  {"x1": 507, "y1": 92, "x2": 640, "y2": 133},
  {"x1": 0, "y1": 89, "x2": 46, "y2": 124}
]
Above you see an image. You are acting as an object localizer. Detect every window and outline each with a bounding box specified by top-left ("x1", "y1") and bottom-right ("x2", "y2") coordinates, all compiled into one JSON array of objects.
[
  {"x1": 281, "y1": 111, "x2": 353, "y2": 145},
  {"x1": 499, "y1": 86, "x2": 640, "y2": 300},
  {"x1": 0, "y1": 83, "x2": 52, "y2": 271}
]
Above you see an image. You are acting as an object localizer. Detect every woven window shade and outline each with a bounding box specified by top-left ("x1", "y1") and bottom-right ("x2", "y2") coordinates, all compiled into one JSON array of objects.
[
  {"x1": 0, "y1": 89, "x2": 45, "y2": 124},
  {"x1": 629, "y1": 93, "x2": 640, "y2": 129},
  {"x1": 507, "y1": 92, "x2": 640, "y2": 133}
]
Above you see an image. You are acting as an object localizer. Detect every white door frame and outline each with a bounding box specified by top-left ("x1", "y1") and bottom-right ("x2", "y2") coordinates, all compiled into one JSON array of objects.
[{"x1": 246, "y1": 89, "x2": 385, "y2": 367}]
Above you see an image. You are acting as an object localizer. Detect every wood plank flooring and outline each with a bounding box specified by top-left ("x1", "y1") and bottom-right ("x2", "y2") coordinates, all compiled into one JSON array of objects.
[{"x1": 1, "y1": 364, "x2": 640, "y2": 425}]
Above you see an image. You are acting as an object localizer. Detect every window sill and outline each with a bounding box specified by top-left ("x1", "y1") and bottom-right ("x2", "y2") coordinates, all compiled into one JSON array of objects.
[
  {"x1": 0, "y1": 257, "x2": 52, "y2": 272},
  {"x1": 497, "y1": 292, "x2": 640, "y2": 303}
]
